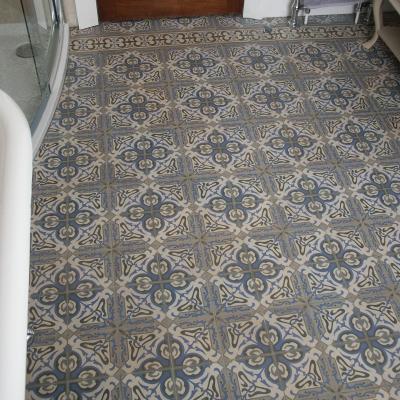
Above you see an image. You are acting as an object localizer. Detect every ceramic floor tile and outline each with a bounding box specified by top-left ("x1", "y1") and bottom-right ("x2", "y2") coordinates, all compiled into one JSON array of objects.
[{"x1": 27, "y1": 13, "x2": 400, "y2": 400}]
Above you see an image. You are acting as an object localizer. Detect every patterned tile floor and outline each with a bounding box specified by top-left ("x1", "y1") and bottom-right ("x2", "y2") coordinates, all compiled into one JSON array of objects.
[{"x1": 26, "y1": 13, "x2": 400, "y2": 400}]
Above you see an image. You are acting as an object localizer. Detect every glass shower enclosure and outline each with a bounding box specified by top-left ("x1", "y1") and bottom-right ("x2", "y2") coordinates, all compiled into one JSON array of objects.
[{"x1": 0, "y1": 0, "x2": 66, "y2": 147}]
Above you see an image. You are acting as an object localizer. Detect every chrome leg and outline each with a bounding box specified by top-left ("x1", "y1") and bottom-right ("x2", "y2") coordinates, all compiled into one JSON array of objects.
[
  {"x1": 290, "y1": 0, "x2": 301, "y2": 28},
  {"x1": 355, "y1": 1, "x2": 362, "y2": 24},
  {"x1": 365, "y1": 1, "x2": 373, "y2": 24},
  {"x1": 304, "y1": 8, "x2": 311, "y2": 25}
]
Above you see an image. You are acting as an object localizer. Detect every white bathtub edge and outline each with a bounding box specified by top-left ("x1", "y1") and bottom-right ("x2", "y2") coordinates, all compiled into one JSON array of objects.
[{"x1": 0, "y1": 90, "x2": 32, "y2": 400}]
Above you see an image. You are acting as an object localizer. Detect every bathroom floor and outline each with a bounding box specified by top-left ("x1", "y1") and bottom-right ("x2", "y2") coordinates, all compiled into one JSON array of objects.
[{"x1": 27, "y1": 14, "x2": 400, "y2": 399}]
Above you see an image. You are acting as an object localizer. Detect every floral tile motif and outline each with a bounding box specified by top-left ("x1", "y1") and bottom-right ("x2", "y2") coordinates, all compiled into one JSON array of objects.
[
  {"x1": 277, "y1": 170, "x2": 348, "y2": 225},
  {"x1": 106, "y1": 87, "x2": 171, "y2": 130},
  {"x1": 29, "y1": 254, "x2": 113, "y2": 333},
  {"x1": 321, "y1": 115, "x2": 388, "y2": 161},
  {"x1": 108, "y1": 129, "x2": 180, "y2": 180},
  {"x1": 175, "y1": 83, "x2": 240, "y2": 124},
  {"x1": 363, "y1": 73, "x2": 400, "y2": 111},
  {"x1": 343, "y1": 40, "x2": 400, "y2": 73},
  {"x1": 31, "y1": 190, "x2": 107, "y2": 254},
  {"x1": 167, "y1": 46, "x2": 228, "y2": 81},
  {"x1": 286, "y1": 41, "x2": 345, "y2": 75},
  {"x1": 349, "y1": 164, "x2": 400, "y2": 217},
  {"x1": 33, "y1": 136, "x2": 104, "y2": 190},
  {"x1": 49, "y1": 91, "x2": 102, "y2": 134},
  {"x1": 226, "y1": 43, "x2": 288, "y2": 77},
  {"x1": 304, "y1": 76, "x2": 370, "y2": 114},
  {"x1": 65, "y1": 53, "x2": 100, "y2": 91},
  {"x1": 225, "y1": 312, "x2": 321, "y2": 399},
  {"x1": 196, "y1": 176, "x2": 271, "y2": 234},
  {"x1": 209, "y1": 238, "x2": 295, "y2": 309},
  {"x1": 101, "y1": 19, "x2": 152, "y2": 33},
  {"x1": 28, "y1": 13, "x2": 400, "y2": 400},
  {"x1": 183, "y1": 124, "x2": 255, "y2": 174},
  {"x1": 117, "y1": 251, "x2": 207, "y2": 322},
  {"x1": 256, "y1": 119, "x2": 325, "y2": 167},
  {"x1": 27, "y1": 338, "x2": 119, "y2": 400},
  {"x1": 159, "y1": 16, "x2": 210, "y2": 30},
  {"x1": 114, "y1": 183, "x2": 190, "y2": 243},
  {"x1": 296, "y1": 231, "x2": 380, "y2": 298},
  {"x1": 123, "y1": 327, "x2": 224, "y2": 399},
  {"x1": 241, "y1": 79, "x2": 305, "y2": 118},
  {"x1": 321, "y1": 300, "x2": 400, "y2": 385},
  {"x1": 102, "y1": 50, "x2": 163, "y2": 86}
]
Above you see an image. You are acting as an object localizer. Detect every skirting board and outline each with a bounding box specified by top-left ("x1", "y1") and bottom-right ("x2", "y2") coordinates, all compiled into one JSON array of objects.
[{"x1": 32, "y1": 22, "x2": 69, "y2": 155}]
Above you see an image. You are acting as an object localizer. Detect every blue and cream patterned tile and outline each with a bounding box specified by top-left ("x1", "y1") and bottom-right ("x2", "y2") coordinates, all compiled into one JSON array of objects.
[
  {"x1": 31, "y1": 189, "x2": 107, "y2": 254},
  {"x1": 105, "y1": 87, "x2": 172, "y2": 131},
  {"x1": 304, "y1": 76, "x2": 371, "y2": 115},
  {"x1": 162, "y1": 324, "x2": 224, "y2": 399},
  {"x1": 65, "y1": 53, "x2": 100, "y2": 92},
  {"x1": 348, "y1": 163, "x2": 400, "y2": 218},
  {"x1": 241, "y1": 79, "x2": 305, "y2": 119},
  {"x1": 174, "y1": 82, "x2": 240, "y2": 124},
  {"x1": 116, "y1": 251, "x2": 207, "y2": 322},
  {"x1": 48, "y1": 91, "x2": 103, "y2": 136},
  {"x1": 209, "y1": 237, "x2": 296, "y2": 309},
  {"x1": 33, "y1": 136, "x2": 104, "y2": 191},
  {"x1": 321, "y1": 299, "x2": 400, "y2": 386},
  {"x1": 113, "y1": 183, "x2": 190, "y2": 244},
  {"x1": 320, "y1": 115, "x2": 394, "y2": 163},
  {"x1": 123, "y1": 326, "x2": 224, "y2": 399},
  {"x1": 286, "y1": 41, "x2": 346, "y2": 75},
  {"x1": 108, "y1": 129, "x2": 181, "y2": 181},
  {"x1": 196, "y1": 176, "x2": 271, "y2": 234},
  {"x1": 371, "y1": 221, "x2": 400, "y2": 284},
  {"x1": 256, "y1": 119, "x2": 327, "y2": 168},
  {"x1": 102, "y1": 49, "x2": 164, "y2": 87},
  {"x1": 183, "y1": 124, "x2": 255, "y2": 175},
  {"x1": 159, "y1": 16, "x2": 211, "y2": 30},
  {"x1": 363, "y1": 73, "x2": 400, "y2": 112},
  {"x1": 295, "y1": 230, "x2": 381, "y2": 298},
  {"x1": 276, "y1": 169, "x2": 349, "y2": 226},
  {"x1": 29, "y1": 263, "x2": 113, "y2": 333},
  {"x1": 342, "y1": 39, "x2": 400, "y2": 73},
  {"x1": 224, "y1": 312, "x2": 321, "y2": 399},
  {"x1": 101, "y1": 19, "x2": 153, "y2": 34},
  {"x1": 226, "y1": 43, "x2": 288, "y2": 77},
  {"x1": 167, "y1": 46, "x2": 228, "y2": 81},
  {"x1": 27, "y1": 338, "x2": 119, "y2": 400},
  {"x1": 28, "y1": 13, "x2": 400, "y2": 399}
]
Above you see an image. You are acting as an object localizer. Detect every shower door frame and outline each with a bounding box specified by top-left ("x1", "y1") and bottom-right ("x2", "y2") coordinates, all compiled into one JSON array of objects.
[{"x1": 30, "y1": 0, "x2": 69, "y2": 153}]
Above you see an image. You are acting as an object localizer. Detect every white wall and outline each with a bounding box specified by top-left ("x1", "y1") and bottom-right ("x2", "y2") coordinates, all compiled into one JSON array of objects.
[
  {"x1": 62, "y1": 0, "x2": 99, "y2": 29},
  {"x1": 74, "y1": 0, "x2": 98, "y2": 29}
]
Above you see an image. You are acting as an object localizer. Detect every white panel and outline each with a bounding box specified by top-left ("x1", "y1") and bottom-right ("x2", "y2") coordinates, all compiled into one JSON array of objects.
[
  {"x1": 75, "y1": 0, "x2": 99, "y2": 29},
  {"x1": 243, "y1": 0, "x2": 360, "y2": 19}
]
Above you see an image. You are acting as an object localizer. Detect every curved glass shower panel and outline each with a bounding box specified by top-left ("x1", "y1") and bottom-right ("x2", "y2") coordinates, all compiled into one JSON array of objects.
[
  {"x1": 0, "y1": 0, "x2": 60, "y2": 128},
  {"x1": 21, "y1": 0, "x2": 59, "y2": 92},
  {"x1": 0, "y1": 0, "x2": 42, "y2": 123}
]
